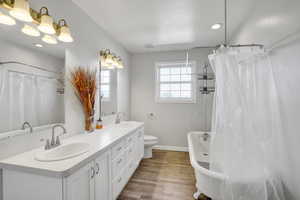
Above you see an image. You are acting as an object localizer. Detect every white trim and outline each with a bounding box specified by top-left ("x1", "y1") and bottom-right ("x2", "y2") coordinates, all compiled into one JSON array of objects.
[
  {"x1": 153, "y1": 145, "x2": 188, "y2": 152},
  {"x1": 155, "y1": 60, "x2": 197, "y2": 104}
]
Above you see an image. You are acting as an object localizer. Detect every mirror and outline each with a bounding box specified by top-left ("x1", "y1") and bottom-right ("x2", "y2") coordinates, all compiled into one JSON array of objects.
[
  {"x1": 0, "y1": 19, "x2": 65, "y2": 136},
  {"x1": 100, "y1": 68, "x2": 118, "y2": 117}
]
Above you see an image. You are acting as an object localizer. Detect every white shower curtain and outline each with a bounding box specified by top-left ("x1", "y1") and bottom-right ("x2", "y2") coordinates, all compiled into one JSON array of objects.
[
  {"x1": 209, "y1": 47, "x2": 285, "y2": 200},
  {"x1": 0, "y1": 64, "x2": 64, "y2": 133}
]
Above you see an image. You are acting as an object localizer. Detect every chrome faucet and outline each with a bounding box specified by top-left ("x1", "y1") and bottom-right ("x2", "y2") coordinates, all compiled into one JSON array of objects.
[
  {"x1": 202, "y1": 132, "x2": 210, "y2": 141},
  {"x1": 45, "y1": 124, "x2": 67, "y2": 150},
  {"x1": 115, "y1": 112, "x2": 122, "y2": 124},
  {"x1": 22, "y1": 121, "x2": 33, "y2": 133}
]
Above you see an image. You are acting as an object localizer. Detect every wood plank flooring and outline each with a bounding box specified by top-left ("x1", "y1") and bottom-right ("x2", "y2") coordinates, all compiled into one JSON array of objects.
[{"x1": 118, "y1": 150, "x2": 210, "y2": 200}]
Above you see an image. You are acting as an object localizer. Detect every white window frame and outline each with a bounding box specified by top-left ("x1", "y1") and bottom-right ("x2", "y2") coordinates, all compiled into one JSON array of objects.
[
  {"x1": 100, "y1": 69, "x2": 111, "y2": 102},
  {"x1": 155, "y1": 61, "x2": 197, "y2": 104}
]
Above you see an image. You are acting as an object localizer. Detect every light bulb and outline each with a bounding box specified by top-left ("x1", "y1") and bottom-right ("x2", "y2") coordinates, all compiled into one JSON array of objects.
[
  {"x1": 0, "y1": 12, "x2": 16, "y2": 25},
  {"x1": 106, "y1": 54, "x2": 114, "y2": 65},
  {"x1": 22, "y1": 24, "x2": 40, "y2": 37},
  {"x1": 42, "y1": 35, "x2": 57, "y2": 44},
  {"x1": 211, "y1": 23, "x2": 222, "y2": 30},
  {"x1": 9, "y1": 0, "x2": 33, "y2": 22},
  {"x1": 58, "y1": 26, "x2": 73, "y2": 42},
  {"x1": 38, "y1": 7, "x2": 56, "y2": 34}
]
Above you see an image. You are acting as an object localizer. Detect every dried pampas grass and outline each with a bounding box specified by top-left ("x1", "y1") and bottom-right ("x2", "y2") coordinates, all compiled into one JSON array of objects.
[{"x1": 70, "y1": 67, "x2": 97, "y2": 131}]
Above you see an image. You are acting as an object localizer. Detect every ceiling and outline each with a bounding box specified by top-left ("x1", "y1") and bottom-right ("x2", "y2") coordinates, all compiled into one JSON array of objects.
[{"x1": 72, "y1": 0, "x2": 300, "y2": 53}]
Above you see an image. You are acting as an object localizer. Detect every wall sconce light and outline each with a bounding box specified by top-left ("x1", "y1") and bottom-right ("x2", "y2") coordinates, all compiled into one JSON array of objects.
[
  {"x1": 9, "y1": 0, "x2": 33, "y2": 22},
  {"x1": 21, "y1": 24, "x2": 40, "y2": 36},
  {"x1": 38, "y1": 7, "x2": 56, "y2": 35},
  {"x1": 57, "y1": 19, "x2": 73, "y2": 43},
  {"x1": 100, "y1": 49, "x2": 124, "y2": 69},
  {"x1": 42, "y1": 34, "x2": 57, "y2": 44},
  {"x1": 0, "y1": 11, "x2": 16, "y2": 25}
]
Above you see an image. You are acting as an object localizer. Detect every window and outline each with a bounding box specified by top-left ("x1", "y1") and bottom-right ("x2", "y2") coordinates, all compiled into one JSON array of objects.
[
  {"x1": 155, "y1": 61, "x2": 196, "y2": 103},
  {"x1": 101, "y1": 70, "x2": 110, "y2": 101}
]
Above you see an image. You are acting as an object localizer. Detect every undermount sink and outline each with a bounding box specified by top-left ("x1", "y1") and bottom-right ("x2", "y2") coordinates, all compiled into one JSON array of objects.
[{"x1": 35, "y1": 142, "x2": 90, "y2": 162}]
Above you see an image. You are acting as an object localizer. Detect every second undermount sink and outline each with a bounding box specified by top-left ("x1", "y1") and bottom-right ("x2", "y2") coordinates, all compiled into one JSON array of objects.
[{"x1": 35, "y1": 142, "x2": 90, "y2": 162}]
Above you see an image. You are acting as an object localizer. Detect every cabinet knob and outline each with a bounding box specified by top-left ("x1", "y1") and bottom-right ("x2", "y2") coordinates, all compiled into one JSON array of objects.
[
  {"x1": 118, "y1": 177, "x2": 122, "y2": 183},
  {"x1": 117, "y1": 158, "x2": 122, "y2": 164},
  {"x1": 95, "y1": 163, "x2": 100, "y2": 175}
]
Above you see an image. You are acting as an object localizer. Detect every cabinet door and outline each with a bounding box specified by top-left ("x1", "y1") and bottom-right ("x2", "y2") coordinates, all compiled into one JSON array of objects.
[
  {"x1": 65, "y1": 161, "x2": 95, "y2": 200},
  {"x1": 95, "y1": 152, "x2": 111, "y2": 200}
]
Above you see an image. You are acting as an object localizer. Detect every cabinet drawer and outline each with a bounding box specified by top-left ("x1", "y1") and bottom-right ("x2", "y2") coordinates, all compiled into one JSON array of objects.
[
  {"x1": 127, "y1": 144, "x2": 135, "y2": 162},
  {"x1": 126, "y1": 134, "x2": 135, "y2": 147},
  {"x1": 112, "y1": 139, "x2": 125, "y2": 159},
  {"x1": 112, "y1": 152, "x2": 126, "y2": 178}
]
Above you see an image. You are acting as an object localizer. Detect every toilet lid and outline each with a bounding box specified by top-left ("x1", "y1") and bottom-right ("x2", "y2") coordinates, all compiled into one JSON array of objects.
[{"x1": 144, "y1": 135, "x2": 158, "y2": 141}]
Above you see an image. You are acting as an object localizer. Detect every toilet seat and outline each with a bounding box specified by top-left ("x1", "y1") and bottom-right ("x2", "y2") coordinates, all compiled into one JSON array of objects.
[{"x1": 144, "y1": 135, "x2": 158, "y2": 142}]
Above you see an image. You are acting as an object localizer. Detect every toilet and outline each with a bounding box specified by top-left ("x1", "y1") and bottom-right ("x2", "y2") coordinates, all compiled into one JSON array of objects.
[{"x1": 143, "y1": 135, "x2": 158, "y2": 158}]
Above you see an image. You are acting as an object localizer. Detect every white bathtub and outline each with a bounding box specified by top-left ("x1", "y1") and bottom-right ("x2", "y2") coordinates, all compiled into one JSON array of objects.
[{"x1": 188, "y1": 131, "x2": 225, "y2": 200}]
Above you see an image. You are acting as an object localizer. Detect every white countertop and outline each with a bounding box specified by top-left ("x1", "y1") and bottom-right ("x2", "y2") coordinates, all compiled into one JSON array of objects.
[{"x1": 0, "y1": 121, "x2": 144, "y2": 178}]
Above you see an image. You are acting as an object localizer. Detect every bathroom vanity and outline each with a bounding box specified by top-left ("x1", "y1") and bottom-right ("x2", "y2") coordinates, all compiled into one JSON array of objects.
[{"x1": 0, "y1": 121, "x2": 144, "y2": 200}]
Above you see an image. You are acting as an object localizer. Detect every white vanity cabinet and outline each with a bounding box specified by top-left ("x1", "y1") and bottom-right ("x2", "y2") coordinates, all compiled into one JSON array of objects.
[
  {"x1": 64, "y1": 151, "x2": 110, "y2": 200},
  {"x1": 1, "y1": 124, "x2": 144, "y2": 200}
]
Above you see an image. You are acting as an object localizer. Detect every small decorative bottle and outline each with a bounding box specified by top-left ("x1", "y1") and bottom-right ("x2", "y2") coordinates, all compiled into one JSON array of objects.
[{"x1": 95, "y1": 119, "x2": 103, "y2": 129}]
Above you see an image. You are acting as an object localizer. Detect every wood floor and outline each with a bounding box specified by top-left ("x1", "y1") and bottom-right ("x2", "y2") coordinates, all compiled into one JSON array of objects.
[{"x1": 118, "y1": 150, "x2": 210, "y2": 200}]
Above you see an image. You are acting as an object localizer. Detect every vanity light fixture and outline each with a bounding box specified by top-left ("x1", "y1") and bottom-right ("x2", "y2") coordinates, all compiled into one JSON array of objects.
[
  {"x1": 100, "y1": 49, "x2": 124, "y2": 69},
  {"x1": 0, "y1": 11, "x2": 16, "y2": 25},
  {"x1": 9, "y1": 0, "x2": 33, "y2": 22},
  {"x1": 211, "y1": 23, "x2": 222, "y2": 30},
  {"x1": 38, "y1": 7, "x2": 56, "y2": 35},
  {"x1": 57, "y1": 19, "x2": 73, "y2": 43},
  {"x1": 42, "y1": 34, "x2": 57, "y2": 44},
  {"x1": 21, "y1": 24, "x2": 40, "y2": 37}
]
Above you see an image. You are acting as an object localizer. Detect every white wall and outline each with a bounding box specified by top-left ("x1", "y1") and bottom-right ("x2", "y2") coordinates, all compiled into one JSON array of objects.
[
  {"x1": 130, "y1": 49, "x2": 212, "y2": 149},
  {"x1": 62, "y1": 0, "x2": 131, "y2": 135}
]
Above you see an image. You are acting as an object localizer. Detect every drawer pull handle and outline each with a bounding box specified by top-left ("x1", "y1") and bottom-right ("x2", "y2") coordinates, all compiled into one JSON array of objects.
[
  {"x1": 95, "y1": 163, "x2": 100, "y2": 175},
  {"x1": 117, "y1": 158, "x2": 122, "y2": 164},
  {"x1": 118, "y1": 177, "x2": 122, "y2": 183},
  {"x1": 91, "y1": 167, "x2": 95, "y2": 179}
]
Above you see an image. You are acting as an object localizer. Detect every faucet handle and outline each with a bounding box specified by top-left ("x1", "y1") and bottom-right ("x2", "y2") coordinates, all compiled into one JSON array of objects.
[{"x1": 45, "y1": 139, "x2": 51, "y2": 150}]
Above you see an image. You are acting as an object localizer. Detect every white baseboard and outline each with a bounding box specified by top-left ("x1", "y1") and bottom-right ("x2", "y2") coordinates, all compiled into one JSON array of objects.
[{"x1": 153, "y1": 145, "x2": 188, "y2": 152}]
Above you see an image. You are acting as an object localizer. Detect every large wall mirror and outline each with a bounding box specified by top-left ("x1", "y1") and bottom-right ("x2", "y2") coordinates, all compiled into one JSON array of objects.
[
  {"x1": 0, "y1": 19, "x2": 65, "y2": 137},
  {"x1": 100, "y1": 68, "x2": 117, "y2": 117}
]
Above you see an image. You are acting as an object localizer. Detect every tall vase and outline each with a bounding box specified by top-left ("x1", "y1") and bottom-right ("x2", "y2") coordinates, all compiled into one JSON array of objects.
[{"x1": 85, "y1": 115, "x2": 94, "y2": 132}]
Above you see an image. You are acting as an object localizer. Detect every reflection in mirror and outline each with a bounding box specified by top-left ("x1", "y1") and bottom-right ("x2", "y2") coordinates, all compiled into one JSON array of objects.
[
  {"x1": 0, "y1": 30, "x2": 65, "y2": 137},
  {"x1": 100, "y1": 69, "x2": 117, "y2": 117}
]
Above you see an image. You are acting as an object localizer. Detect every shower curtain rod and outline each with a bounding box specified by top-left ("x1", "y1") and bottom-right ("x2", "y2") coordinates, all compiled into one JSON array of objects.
[
  {"x1": 192, "y1": 44, "x2": 264, "y2": 50},
  {"x1": 0, "y1": 61, "x2": 62, "y2": 75},
  {"x1": 8, "y1": 69, "x2": 62, "y2": 81}
]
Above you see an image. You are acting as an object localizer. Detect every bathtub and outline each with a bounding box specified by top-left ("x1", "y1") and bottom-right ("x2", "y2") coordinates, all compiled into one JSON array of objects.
[{"x1": 188, "y1": 131, "x2": 225, "y2": 200}]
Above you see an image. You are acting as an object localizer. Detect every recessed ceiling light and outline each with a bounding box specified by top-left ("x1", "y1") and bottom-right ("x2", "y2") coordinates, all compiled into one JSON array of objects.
[
  {"x1": 35, "y1": 43, "x2": 43, "y2": 48},
  {"x1": 211, "y1": 23, "x2": 222, "y2": 30}
]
